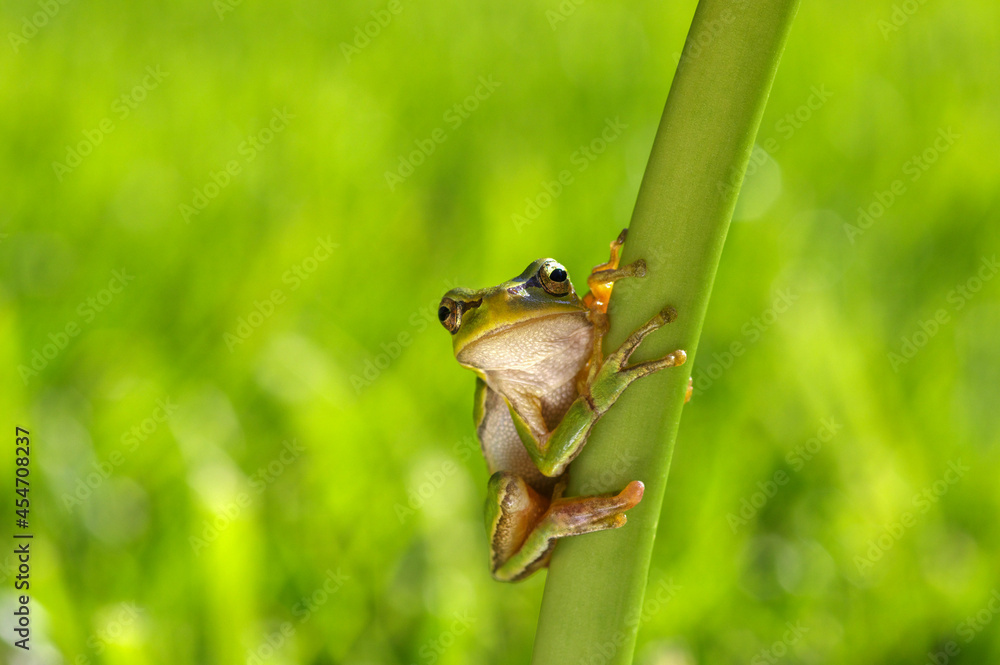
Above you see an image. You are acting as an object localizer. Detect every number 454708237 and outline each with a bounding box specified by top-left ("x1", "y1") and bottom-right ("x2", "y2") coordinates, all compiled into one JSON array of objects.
[{"x1": 15, "y1": 428, "x2": 29, "y2": 526}]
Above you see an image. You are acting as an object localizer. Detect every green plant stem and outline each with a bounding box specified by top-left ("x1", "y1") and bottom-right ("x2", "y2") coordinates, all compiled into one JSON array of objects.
[{"x1": 530, "y1": 1, "x2": 800, "y2": 663}]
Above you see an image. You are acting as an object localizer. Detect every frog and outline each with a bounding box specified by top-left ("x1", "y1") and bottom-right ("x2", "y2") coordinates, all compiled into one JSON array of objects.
[{"x1": 438, "y1": 229, "x2": 690, "y2": 582}]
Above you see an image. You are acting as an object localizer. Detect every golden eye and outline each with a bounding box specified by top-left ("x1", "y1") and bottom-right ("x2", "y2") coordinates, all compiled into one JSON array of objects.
[
  {"x1": 539, "y1": 261, "x2": 571, "y2": 296},
  {"x1": 438, "y1": 297, "x2": 461, "y2": 333}
]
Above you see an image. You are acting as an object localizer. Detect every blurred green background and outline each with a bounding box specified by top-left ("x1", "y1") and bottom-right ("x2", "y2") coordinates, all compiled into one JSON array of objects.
[{"x1": 1, "y1": 0, "x2": 999, "y2": 663}]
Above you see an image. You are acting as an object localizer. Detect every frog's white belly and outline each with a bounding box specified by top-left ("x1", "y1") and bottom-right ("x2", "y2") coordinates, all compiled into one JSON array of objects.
[
  {"x1": 477, "y1": 378, "x2": 579, "y2": 494},
  {"x1": 464, "y1": 311, "x2": 593, "y2": 494}
]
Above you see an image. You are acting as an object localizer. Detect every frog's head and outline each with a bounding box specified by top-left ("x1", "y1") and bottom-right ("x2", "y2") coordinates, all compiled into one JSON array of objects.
[{"x1": 438, "y1": 258, "x2": 586, "y2": 359}]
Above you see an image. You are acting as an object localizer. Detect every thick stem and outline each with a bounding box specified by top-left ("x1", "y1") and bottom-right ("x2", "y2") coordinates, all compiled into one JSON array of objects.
[{"x1": 530, "y1": 1, "x2": 800, "y2": 663}]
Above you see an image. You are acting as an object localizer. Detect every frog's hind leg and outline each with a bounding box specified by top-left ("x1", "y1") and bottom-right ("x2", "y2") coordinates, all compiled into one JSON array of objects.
[
  {"x1": 486, "y1": 472, "x2": 550, "y2": 580},
  {"x1": 487, "y1": 473, "x2": 644, "y2": 582}
]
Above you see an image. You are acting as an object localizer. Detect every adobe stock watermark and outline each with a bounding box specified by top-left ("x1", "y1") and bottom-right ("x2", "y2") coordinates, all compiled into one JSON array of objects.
[
  {"x1": 577, "y1": 573, "x2": 680, "y2": 665},
  {"x1": 350, "y1": 277, "x2": 460, "y2": 393},
  {"x1": 69, "y1": 602, "x2": 145, "y2": 665},
  {"x1": 671, "y1": 0, "x2": 747, "y2": 68},
  {"x1": 409, "y1": 612, "x2": 476, "y2": 665},
  {"x1": 690, "y1": 288, "x2": 798, "y2": 395},
  {"x1": 18, "y1": 269, "x2": 135, "y2": 385},
  {"x1": 726, "y1": 417, "x2": 842, "y2": 533},
  {"x1": 340, "y1": 0, "x2": 405, "y2": 62},
  {"x1": 52, "y1": 65, "x2": 168, "y2": 181},
  {"x1": 718, "y1": 84, "x2": 832, "y2": 200},
  {"x1": 924, "y1": 589, "x2": 1000, "y2": 665},
  {"x1": 179, "y1": 107, "x2": 294, "y2": 223},
  {"x1": 843, "y1": 127, "x2": 959, "y2": 243},
  {"x1": 577, "y1": 450, "x2": 639, "y2": 497},
  {"x1": 612, "y1": 241, "x2": 673, "y2": 302},
  {"x1": 545, "y1": 0, "x2": 586, "y2": 30},
  {"x1": 189, "y1": 438, "x2": 306, "y2": 555},
  {"x1": 768, "y1": 85, "x2": 833, "y2": 145},
  {"x1": 394, "y1": 435, "x2": 479, "y2": 524},
  {"x1": 887, "y1": 255, "x2": 998, "y2": 371},
  {"x1": 213, "y1": 0, "x2": 242, "y2": 20},
  {"x1": 223, "y1": 236, "x2": 338, "y2": 351},
  {"x1": 749, "y1": 621, "x2": 809, "y2": 665},
  {"x1": 877, "y1": 0, "x2": 931, "y2": 40},
  {"x1": 61, "y1": 398, "x2": 179, "y2": 513},
  {"x1": 384, "y1": 76, "x2": 501, "y2": 191},
  {"x1": 7, "y1": 0, "x2": 73, "y2": 54},
  {"x1": 244, "y1": 568, "x2": 350, "y2": 664},
  {"x1": 854, "y1": 458, "x2": 969, "y2": 576},
  {"x1": 512, "y1": 117, "x2": 628, "y2": 233}
]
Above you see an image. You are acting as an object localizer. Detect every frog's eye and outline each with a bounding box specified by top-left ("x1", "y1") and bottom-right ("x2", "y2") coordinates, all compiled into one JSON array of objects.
[
  {"x1": 539, "y1": 261, "x2": 571, "y2": 296},
  {"x1": 438, "y1": 297, "x2": 462, "y2": 334}
]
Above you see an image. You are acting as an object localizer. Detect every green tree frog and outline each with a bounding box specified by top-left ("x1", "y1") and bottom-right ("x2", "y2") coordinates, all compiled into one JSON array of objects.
[{"x1": 438, "y1": 230, "x2": 689, "y2": 582}]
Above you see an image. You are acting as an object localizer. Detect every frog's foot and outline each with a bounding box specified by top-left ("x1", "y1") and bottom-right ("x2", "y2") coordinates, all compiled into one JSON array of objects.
[
  {"x1": 544, "y1": 480, "x2": 644, "y2": 533},
  {"x1": 590, "y1": 306, "x2": 686, "y2": 412},
  {"x1": 486, "y1": 472, "x2": 550, "y2": 581},
  {"x1": 596, "y1": 228, "x2": 629, "y2": 274},
  {"x1": 584, "y1": 228, "x2": 647, "y2": 313},
  {"x1": 585, "y1": 259, "x2": 646, "y2": 314},
  {"x1": 488, "y1": 474, "x2": 644, "y2": 582},
  {"x1": 591, "y1": 258, "x2": 647, "y2": 283},
  {"x1": 685, "y1": 377, "x2": 693, "y2": 403}
]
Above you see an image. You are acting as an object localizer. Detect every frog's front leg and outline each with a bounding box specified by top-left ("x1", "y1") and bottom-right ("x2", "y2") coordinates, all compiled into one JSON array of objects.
[
  {"x1": 583, "y1": 228, "x2": 647, "y2": 315},
  {"x1": 486, "y1": 472, "x2": 644, "y2": 582},
  {"x1": 509, "y1": 306, "x2": 686, "y2": 477},
  {"x1": 590, "y1": 306, "x2": 687, "y2": 407}
]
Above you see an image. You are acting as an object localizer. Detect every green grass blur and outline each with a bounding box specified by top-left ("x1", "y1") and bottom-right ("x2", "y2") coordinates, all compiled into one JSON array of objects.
[{"x1": 1, "y1": 0, "x2": 998, "y2": 663}]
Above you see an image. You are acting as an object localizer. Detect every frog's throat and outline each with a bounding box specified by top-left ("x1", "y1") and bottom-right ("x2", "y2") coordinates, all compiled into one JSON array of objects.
[{"x1": 454, "y1": 311, "x2": 589, "y2": 364}]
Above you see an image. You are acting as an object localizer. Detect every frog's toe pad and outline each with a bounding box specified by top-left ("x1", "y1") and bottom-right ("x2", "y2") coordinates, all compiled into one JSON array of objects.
[
  {"x1": 657, "y1": 306, "x2": 679, "y2": 325},
  {"x1": 618, "y1": 480, "x2": 644, "y2": 509}
]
